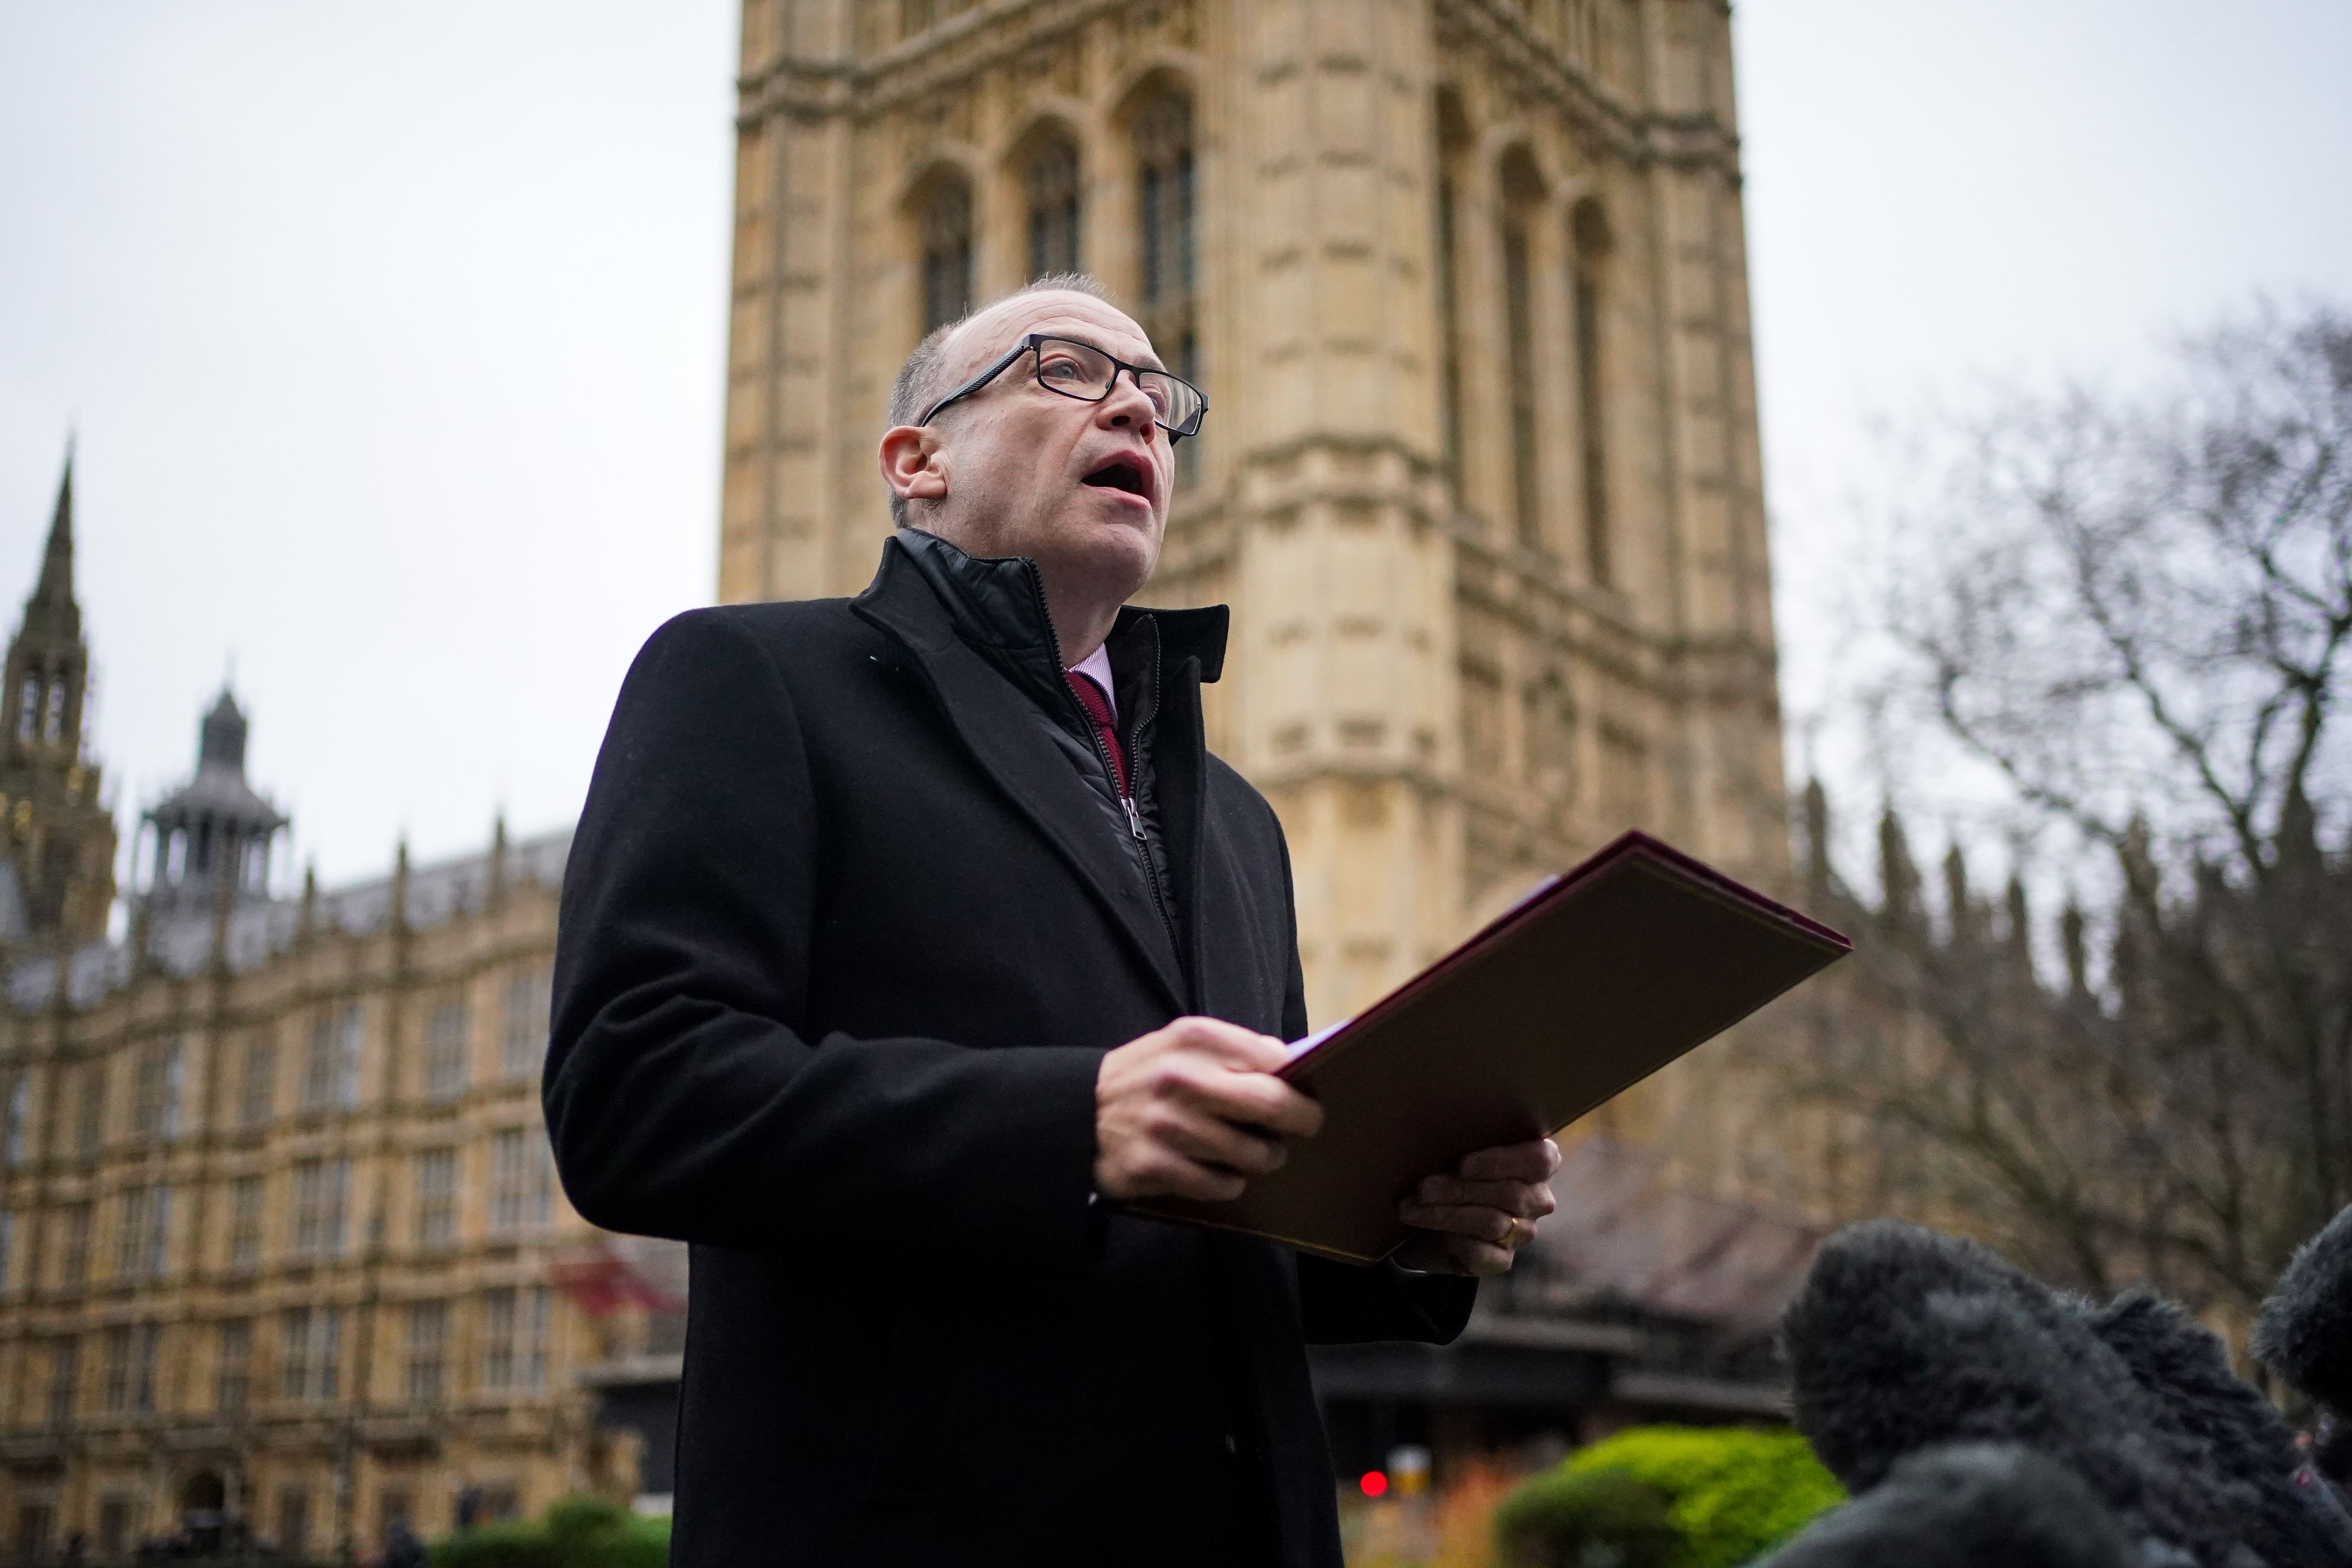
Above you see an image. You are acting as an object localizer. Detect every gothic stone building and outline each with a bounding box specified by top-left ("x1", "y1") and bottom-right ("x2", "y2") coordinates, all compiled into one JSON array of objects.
[
  {"x1": 0, "y1": 461, "x2": 116, "y2": 952},
  {"x1": 720, "y1": 0, "x2": 1791, "y2": 1185},
  {"x1": 0, "y1": 464, "x2": 653, "y2": 1562}
]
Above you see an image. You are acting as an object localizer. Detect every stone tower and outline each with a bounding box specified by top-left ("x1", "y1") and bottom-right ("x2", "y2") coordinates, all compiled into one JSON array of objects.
[
  {"x1": 0, "y1": 452, "x2": 118, "y2": 946},
  {"x1": 139, "y1": 687, "x2": 288, "y2": 917},
  {"x1": 719, "y1": 0, "x2": 1787, "y2": 1044}
]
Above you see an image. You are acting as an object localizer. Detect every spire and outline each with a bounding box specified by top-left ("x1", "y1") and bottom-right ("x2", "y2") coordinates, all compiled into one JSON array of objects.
[
  {"x1": 0, "y1": 437, "x2": 114, "y2": 946},
  {"x1": 199, "y1": 689, "x2": 249, "y2": 774},
  {"x1": 26, "y1": 445, "x2": 80, "y2": 640},
  {"x1": 488, "y1": 810, "x2": 510, "y2": 907}
]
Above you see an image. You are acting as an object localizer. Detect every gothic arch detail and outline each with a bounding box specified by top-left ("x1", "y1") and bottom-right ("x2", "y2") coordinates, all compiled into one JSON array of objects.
[
  {"x1": 1129, "y1": 87, "x2": 1196, "y2": 383},
  {"x1": 912, "y1": 168, "x2": 975, "y2": 333},
  {"x1": 1571, "y1": 197, "x2": 1615, "y2": 585},
  {"x1": 1498, "y1": 147, "x2": 1550, "y2": 552},
  {"x1": 1017, "y1": 126, "x2": 1084, "y2": 280}
]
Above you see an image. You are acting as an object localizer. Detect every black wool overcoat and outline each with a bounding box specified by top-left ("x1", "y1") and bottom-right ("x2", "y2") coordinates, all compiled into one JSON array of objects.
[{"x1": 546, "y1": 529, "x2": 1476, "y2": 1568}]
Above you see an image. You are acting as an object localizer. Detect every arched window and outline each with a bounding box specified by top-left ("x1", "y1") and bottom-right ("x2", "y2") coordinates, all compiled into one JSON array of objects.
[
  {"x1": 16, "y1": 677, "x2": 38, "y2": 742},
  {"x1": 1024, "y1": 134, "x2": 1082, "y2": 280},
  {"x1": 133, "y1": 1041, "x2": 184, "y2": 1141},
  {"x1": 1133, "y1": 92, "x2": 1196, "y2": 384},
  {"x1": 1434, "y1": 172, "x2": 1464, "y2": 482},
  {"x1": 1433, "y1": 90, "x2": 1472, "y2": 489},
  {"x1": 1500, "y1": 154, "x2": 1547, "y2": 550},
  {"x1": 43, "y1": 679, "x2": 65, "y2": 743},
  {"x1": 3, "y1": 1075, "x2": 28, "y2": 1167},
  {"x1": 919, "y1": 174, "x2": 974, "y2": 334},
  {"x1": 1571, "y1": 198, "x2": 1614, "y2": 584}
]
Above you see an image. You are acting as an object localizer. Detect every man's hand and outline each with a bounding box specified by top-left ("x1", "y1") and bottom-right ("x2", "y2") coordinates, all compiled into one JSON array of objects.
[
  {"x1": 1095, "y1": 1018, "x2": 1325, "y2": 1203},
  {"x1": 1393, "y1": 1137, "x2": 1562, "y2": 1276}
]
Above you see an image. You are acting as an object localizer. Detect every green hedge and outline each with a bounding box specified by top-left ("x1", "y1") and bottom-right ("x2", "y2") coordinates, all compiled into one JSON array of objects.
[
  {"x1": 1495, "y1": 1426, "x2": 1843, "y2": 1568},
  {"x1": 1493, "y1": 1463, "x2": 1678, "y2": 1568},
  {"x1": 430, "y1": 1495, "x2": 670, "y2": 1568}
]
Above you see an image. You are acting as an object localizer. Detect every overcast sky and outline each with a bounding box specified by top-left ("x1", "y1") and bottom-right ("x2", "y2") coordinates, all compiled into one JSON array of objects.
[{"x1": 1, "y1": 1, "x2": 2348, "y2": 898}]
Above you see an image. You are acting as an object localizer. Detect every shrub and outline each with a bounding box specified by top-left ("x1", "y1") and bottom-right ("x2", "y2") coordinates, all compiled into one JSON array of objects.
[
  {"x1": 1497, "y1": 1426, "x2": 1844, "y2": 1568},
  {"x1": 1494, "y1": 1464, "x2": 1676, "y2": 1568},
  {"x1": 577, "y1": 1516, "x2": 671, "y2": 1568},
  {"x1": 545, "y1": 1495, "x2": 629, "y2": 1545},
  {"x1": 429, "y1": 1519, "x2": 561, "y2": 1568},
  {"x1": 430, "y1": 1496, "x2": 670, "y2": 1568}
]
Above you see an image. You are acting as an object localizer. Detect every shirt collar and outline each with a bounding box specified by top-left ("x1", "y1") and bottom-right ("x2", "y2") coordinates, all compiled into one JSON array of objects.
[{"x1": 1067, "y1": 643, "x2": 1116, "y2": 724}]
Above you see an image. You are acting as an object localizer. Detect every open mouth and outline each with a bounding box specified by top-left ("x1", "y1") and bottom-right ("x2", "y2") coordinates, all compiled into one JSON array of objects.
[{"x1": 1082, "y1": 457, "x2": 1151, "y2": 499}]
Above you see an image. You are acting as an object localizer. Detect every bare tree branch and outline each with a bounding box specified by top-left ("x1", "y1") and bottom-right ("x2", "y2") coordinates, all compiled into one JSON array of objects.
[{"x1": 1788, "y1": 300, "x2": 2352, "y2": 1321}]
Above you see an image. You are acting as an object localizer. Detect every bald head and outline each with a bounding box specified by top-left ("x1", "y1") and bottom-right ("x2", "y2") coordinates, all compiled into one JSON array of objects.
[{"x1": 887, "y1": 274, "x2": 1117, "y2": 442}]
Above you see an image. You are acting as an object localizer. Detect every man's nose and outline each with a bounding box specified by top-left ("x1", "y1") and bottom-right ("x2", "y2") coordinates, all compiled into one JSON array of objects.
[{"x1": 1097, "y1": 368, "x2": 1159, "y2": 431}]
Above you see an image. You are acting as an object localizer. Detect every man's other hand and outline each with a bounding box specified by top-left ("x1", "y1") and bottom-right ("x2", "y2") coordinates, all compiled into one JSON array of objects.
[
  {"x1": 1393, "y1": 1137, "x2": 1562, "y2": 1276},
  {"x1": 1095, "y1": 1018, "x2": 1325, "y2": 1202}
]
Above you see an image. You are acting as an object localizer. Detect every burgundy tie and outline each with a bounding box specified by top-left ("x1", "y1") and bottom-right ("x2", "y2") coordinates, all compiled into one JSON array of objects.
[{"x1": 1064, "y1": 672, "x2": 1129, "y2": 798}]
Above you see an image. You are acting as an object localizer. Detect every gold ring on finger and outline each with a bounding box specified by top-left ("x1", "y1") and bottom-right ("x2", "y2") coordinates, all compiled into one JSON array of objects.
[{"x1": 1500, "y1": 1217, "x2": 1522, "y2": 1248}]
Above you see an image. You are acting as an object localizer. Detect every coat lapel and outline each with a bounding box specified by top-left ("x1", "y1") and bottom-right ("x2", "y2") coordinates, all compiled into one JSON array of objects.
[{"x1": 854, "y1": 541, "x2": 1191, "y2": 1016}]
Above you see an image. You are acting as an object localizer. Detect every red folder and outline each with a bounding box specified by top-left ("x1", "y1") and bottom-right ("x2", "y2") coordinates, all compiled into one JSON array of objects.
[{"x1": 1127, "y1": 830, "x2": 1851, "y2": 1263}]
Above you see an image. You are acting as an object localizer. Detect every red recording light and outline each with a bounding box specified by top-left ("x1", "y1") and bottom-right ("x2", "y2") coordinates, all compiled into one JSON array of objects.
[{"x1": 1359, "y1": 1471, "x2": 1389, "y2": 1498}]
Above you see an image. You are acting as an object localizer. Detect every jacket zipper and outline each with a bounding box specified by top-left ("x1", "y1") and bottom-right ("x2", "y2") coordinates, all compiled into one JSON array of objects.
[{"x1": 1029, "y1": 573, "x2": 1183, "y2": 971}]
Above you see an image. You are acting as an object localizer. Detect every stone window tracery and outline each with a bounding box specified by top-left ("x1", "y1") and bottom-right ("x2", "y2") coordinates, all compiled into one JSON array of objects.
[
  {"x1": 426, "y1": 1000, "x2": 471, "y2": 1099},
  {"x1": 1501, "y1": 153, "x2": 1547, "y2": 552},
  {"x1": 1435, "y1": 169, "x2": 1465, "y2": 485},
  {"x1": 99, "y1": 1325, "x2": 130, "y2": 1411},
  {"x1": 1572, "y1": 199, "x2": 1614, "y2": 584},
  {"x1": 226, "y1": 1177, "x2": 261, "y2": 1273},
  {"x1": 216, "y1": 1319, "x2": 251, "y2": 1414},
  {"x1": 239, "y1": 1038, "x2": 275, "y2": 1129},
  {"x1": 74, "y1": 1061, "x2": 103, "y2": 1155},
  {"x1": 288, "y1": 1157, "x2": 350, "y2": 1258},
  {"x1": 501, "y1": 969, "x2": 549, "y2": 1080},
  {"x1": 406, "y1": 1301, "x2": 449, "y2": 1407},
  {"x1": 279, "y1": 1306, "x2": 342, "y2": 1403},
  {"x1": 301, "y1": 1006, "x2": 364, "y2": 1111},
  {"x1": 131, "y1": 1040, "x2": 183, "y2": 1140},
  {"x1": 1134, "y1": 91, "x2": 1196, "y2": 383},
  {"x1": 488, "y1": 1127, "x2": 553, "y2": 1236},
  {"x1": 2, "y1": 1074, "x2": 26, "y2": 1166},
  {"x1": 920, "y1": 174, "x2": 974, "y2": 333},
  {"x1": 46, "y1": 1338, "x2": 77, "y2": 1426},
  {"x1": 416, "y1": 1148, "x2": 459, "y2": 1250},
  {"x1": 1024, "y1": 133, "x2": 1083, "y2": 281},
  {"x1": 58, "y1": 1202, "x2": 90, "y2": 1287},
  {"x1": 482, "y1": 1284, "x2": 551, "y2": 1391},
  {"x1": 114, "y1": 1184, "x2": 170, "y2": 1280}
]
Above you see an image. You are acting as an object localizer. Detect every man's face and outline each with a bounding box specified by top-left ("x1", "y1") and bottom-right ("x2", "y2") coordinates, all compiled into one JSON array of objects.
[{"x1": 883, "y1": 291, "x2": 1175, "y2": 613}]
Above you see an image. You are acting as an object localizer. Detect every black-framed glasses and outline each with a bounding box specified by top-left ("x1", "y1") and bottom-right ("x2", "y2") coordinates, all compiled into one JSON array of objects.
[{"x1": 916, "y1": 334, "x2": 1208, "y2": 441}]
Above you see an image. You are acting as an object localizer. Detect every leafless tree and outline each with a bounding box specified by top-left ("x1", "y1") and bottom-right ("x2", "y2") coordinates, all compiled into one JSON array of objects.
[{"x1": 1789, "y1": 301, "x2": 2352, "y2": 1321}]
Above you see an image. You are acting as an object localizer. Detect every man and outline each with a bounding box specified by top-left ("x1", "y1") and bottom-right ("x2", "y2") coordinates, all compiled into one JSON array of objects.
[{"x1": 547, "y1": 276, "x2": 1559, "y2": 1568}]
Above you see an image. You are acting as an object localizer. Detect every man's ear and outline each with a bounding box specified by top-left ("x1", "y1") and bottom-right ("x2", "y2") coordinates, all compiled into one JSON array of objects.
[{"x1": 878, "y1": 426, "x2": 949, "y2": 508}]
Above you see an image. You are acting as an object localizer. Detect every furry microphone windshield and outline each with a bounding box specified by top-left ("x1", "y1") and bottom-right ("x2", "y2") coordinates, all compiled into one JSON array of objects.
[
  {"x1": 1782, "y1": 1220, "x2": 2352, "y2": 1568},
  {"x1": 2254, "y1": 1202, "x2": 2352, "y2": 1415},
  {"x1": 1752, "y1": 1445, "x2": 2140, "y2": 1568}
]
